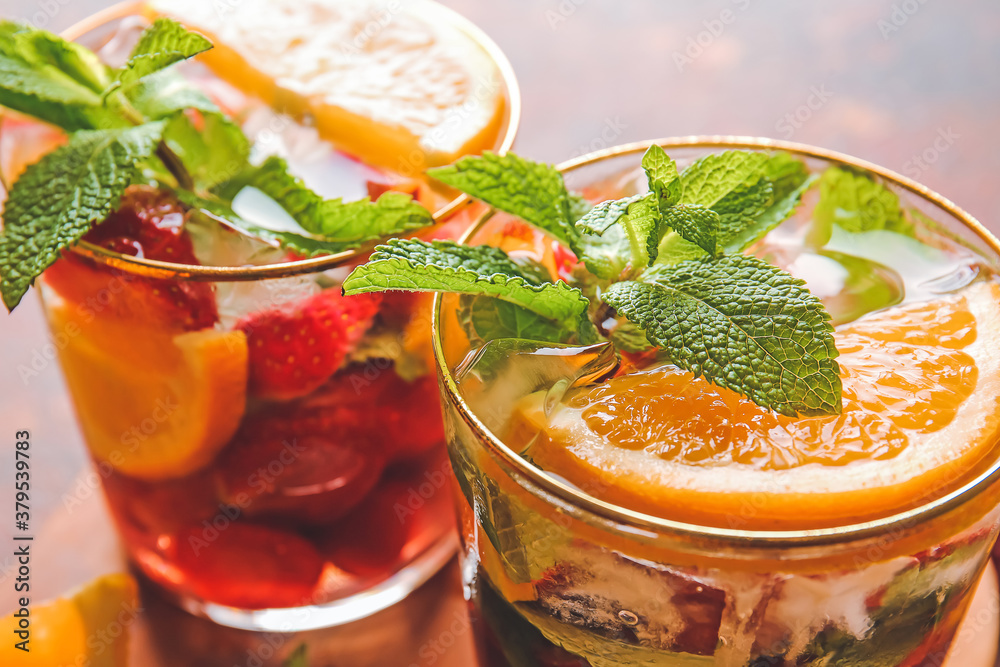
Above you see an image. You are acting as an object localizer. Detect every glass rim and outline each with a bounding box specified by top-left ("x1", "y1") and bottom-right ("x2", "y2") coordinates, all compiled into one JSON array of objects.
[
  {"x1": 431, "y1": 134, "x2": 1000, "y2": 548},
  {"x1": 44, "y1": 0, "x2": 522, "y2": 283}
]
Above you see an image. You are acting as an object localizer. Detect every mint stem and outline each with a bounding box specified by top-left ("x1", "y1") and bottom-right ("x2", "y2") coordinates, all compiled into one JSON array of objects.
[{"x1": 155, "y1": 141, "x2": 193, "y2": 191}]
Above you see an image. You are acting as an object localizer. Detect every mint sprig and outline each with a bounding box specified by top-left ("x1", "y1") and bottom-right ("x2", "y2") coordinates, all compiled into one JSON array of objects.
[
  {"x1": 352, "y1": 146, "x2": 841, "y2": 416},
  {"x1": 343, "y1": 239, "x2": 592, "y2": 334},
  {"x1": 0, "y1": 19, "x2": 438, "y2": 309},
  {"x1": 0, "y1": 123, "x2": 164, "y2": 308},
  {"x1": 810, "y1": 166, "x2": 912, "y2": 247},
  {"x1": 108, "y1": 18, "x2": 211, "y2": 94},
  {"x1": 604, "y1": 256, "x2": 841, "y2": 416},
  {"x1": 429, "y1": 152, "x2": 576, "y2": 246}
]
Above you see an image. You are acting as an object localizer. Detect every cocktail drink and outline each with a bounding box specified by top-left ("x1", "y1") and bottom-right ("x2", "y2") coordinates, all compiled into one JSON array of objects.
[
  {"x1": 341, "y1": 139, "x2": 1000, "y2": 665},
  {"x1": 0, "y1": 1, "x2": 517, "y2": 630}
]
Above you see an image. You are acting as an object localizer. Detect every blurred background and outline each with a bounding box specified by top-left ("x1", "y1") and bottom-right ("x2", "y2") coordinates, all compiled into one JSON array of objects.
[{"x1": 0, "y1": 0, "x2": 997, "y2": 664}]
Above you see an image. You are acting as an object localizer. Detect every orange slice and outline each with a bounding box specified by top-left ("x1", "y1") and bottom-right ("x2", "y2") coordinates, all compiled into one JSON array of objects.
[
  {"x1": 48, "y1": 302, "x2": 247, "y2": 480},
  {"x1": 149, "y1": 0, "x2": 507, "y2": 170},
  {"x1": 0, "y1": 573, "x2": 138, "y2": 667},
  {"x1": 513, "y1": 281, "x2": 1000, "y2": 530}
]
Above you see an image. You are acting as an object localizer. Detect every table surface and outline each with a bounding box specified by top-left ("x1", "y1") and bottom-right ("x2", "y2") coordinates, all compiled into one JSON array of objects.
[{"x1": 1, "y1": 0, "x2": 1000, "y2": 665}]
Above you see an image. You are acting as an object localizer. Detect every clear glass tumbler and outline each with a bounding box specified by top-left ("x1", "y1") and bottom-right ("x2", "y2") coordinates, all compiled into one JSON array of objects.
[
  {"x1": 5, "y1": 0, "x2": 519, "y2": 631},
  {"x1": 433, "y1": 137, "x2": 1000, "y2": 666}
]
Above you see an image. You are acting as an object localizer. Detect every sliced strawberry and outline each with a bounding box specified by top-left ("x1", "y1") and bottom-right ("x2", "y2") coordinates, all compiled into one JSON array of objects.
[
  {"x1": 102, "y1": 468, "x2": 221, "y2": 540},
  {"x1": 235, "y1": 290, "x2": 381, "y2": 401},
  {"x1": 216, "y1": 430, "x2": 385, "y2": 527},
  {"x1": 168, "y1": 522, "x2": 324, "y2": 609},
  {"x1": 43, "y1": 185, "x2": 218, "y2": 331},
  {"x1": 319, "y1": 469, "x2": 452, "y2": 578}
]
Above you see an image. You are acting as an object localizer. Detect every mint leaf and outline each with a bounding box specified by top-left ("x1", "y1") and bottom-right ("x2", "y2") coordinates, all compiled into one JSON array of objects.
[
  {"x1": 428, "y1": 152, "x2": 576, "y2": 246},
  {"x1": 679, "y1": 150, "x2": 767, "y2": 208},
  {"x1": 0, "y1": 123, "x2": 164, "y2": 309},
  {"x1": 575, "y1": 193, "x2": 645, "y2": 236},
  {"x1": 642, "y1": 144, "x2": 682, "y2": 210},
  {"x1": 713, "y1": 177, "x2": 772, "y2": 243},
  {"x1": 576, "y1": 225, "x2": 631, "y2": 280},
  {"x1": 282, "y1": 645, "x2": 307, "y2": 667},
  {"x1": 343, "y1": 239, "x2": 590, "y2": 328},
  {"x1": 765, "y1": 151, "x2": 810, "y2": 201},
  {"x1": 5, "y1": 24, "x2": 108, "y2": 94},
  {"x1": 604, "y1": 254, "x2": 841, "y2": 416},
  {"x1": 653, "y1": 232, "x2": 710, "y2": 268},
  {"x1": 618, "y1": 193, "x2": 661, "y2": 267},
  {"x1": 609, "y1": 318, "x2": 652, "y2": 353},
  {"x1": 120, "y1": 68, "x2": 218, "y2": 120},
  {"x1": 109, "y1": 18, "x2": 211, "y2": 93},
  {"x1": 660, "y1": 202, "x2": 719, "y2": 256},
  {"x1": 223, "y1": 156, "x2": 433, "y2": 250},
  {"x1": 0, "y1": 22, "x2": 113, "y2": 131},
  {"x1": 460, "y1": 296, "x2": 575, "y2": 346},
  {"x1": 724, "y1": 173, "x2": 816, "y2": 253},
  {"x1": 812, "y1": 167, "x2": 911, "y2": 246},
  {"x1": 163, "y1": 111, "x2": 249, "y2": 190}
]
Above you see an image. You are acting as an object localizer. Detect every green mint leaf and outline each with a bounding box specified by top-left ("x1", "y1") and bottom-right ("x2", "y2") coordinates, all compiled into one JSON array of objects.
[
  {"x1": 120, "y1": 69, "x2": 218, "y2": 120},
  {"x1": 428, "y1": 152, "x2": 576, "y2": 246},
  {"x1": 652, "y1": 232, "x2": 710, "y2": 268},
  {"x1": 724, "y1": 173, "x2": 816, "y2": 253},
  {"x1": 342, "y1": 238, "x2": 590, "y2": 328},
  {"x1": 4, "y1": 23, "x2": 109, "y2": 94},
  {"x1": 109, "y1": 18, "x2": 211, "y2": 93},
  {"x1": 576, "y1": 225, "x2": 631, "y2": 280},
  {"x1": 0, "y1": 122, "x2": 164, "y2": 310},
  {"x1": 0, "y1": 22, "x2": 114, "y2": 131},
  {"x1": 459, "y1": 295, "x2": 576, "y2": 346},
  {"x1": 660, "y1": 202, "x2": 719, "y2": 256},
  {"x1": 618, "y1": 193, "x2": 661, "y2": 267},
  {"x1": 575, "y1": 193, "x2": 645, "y2": 236},
  {"x1": 712, "y1": 177, "x2": 772, "y2": 243},
  {"x1": 609, "y1": 318, "x2": 652, "y2": 353},
  {"x1": 604, "y1": 254, "x2": 841, "y2": 416},
  {"x1": 811, "y1": 167, "x2": 912, "y2": 247},
  {"x1": 222, "y1": 156, "x2": 433, "y2": 251},
  {"x1": 679, "y1": 150, "x2": 767, "y2": 208},
  {"x1": 642, "y1": 144, "x2": 682, "y2": 210},
  {"x1": 163, "y1": 111, "x2": 249, "y2": 191},
  {"x1": 568, "y1": 192, "x2": 593, "y2": 222},
  {"x1": 764, "y1": 151, "x2": 810, "y2": 201},
  {"x1": 282, "y1": 645, "x2": 308, "y2": 667}
]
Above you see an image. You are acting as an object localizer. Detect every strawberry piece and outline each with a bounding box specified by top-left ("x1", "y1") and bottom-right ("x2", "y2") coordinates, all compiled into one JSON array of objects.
[
  {"x1": 43, "y1": 185, "x2": 218, "y2": 331},
  {"x1": 102, "y1": 468, "x2": 221, "y2": 540},
  {"x1": 319, "y1": 469, "x2": 452, "y2": 578},
  {"x1": 168, "y1": 522, "x2": 324, "y2": 609},
  {"x1": 216, "y1": 430, "x2": 385, "y2": 527},
  {"x1": 293, "y1": 363, "x2": 446, "y2": 461},
  {"x1": 235, "y1": 291, "x2": 381, "y2": 401}
]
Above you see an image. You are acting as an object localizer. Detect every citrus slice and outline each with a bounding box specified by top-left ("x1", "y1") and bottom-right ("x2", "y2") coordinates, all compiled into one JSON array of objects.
[
  {"x1": 0, "y1": 573, "x2": 138, "y2": 667},
  {"x1": 513, "y1": 281, "x2": 1000, "y2": 530},
  {"x1": 48, "y1": 302, "x2": 247, "y2": 480},
  {"x1": 149, "y1": 0, "x2": 507, "y2": 170}
]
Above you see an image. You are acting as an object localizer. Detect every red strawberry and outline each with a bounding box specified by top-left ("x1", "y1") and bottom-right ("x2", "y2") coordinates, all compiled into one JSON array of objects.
[
  {"x1": 216, "y1": 431, "x2": 386, "y2": 527},
  {"x1": 167, "y1": 522, "x2": 324, "y2": 609},
  {"x1": 288, "y1": 363, "x2": 446, "y2": 461},
  {"x1": 235, "y1": 291, "x2": 382, "y2": 401},
  {"x1": 43, "y1": 185, "x2": 218, "y2": 331},
  {"x1": 318, "y1": 470, "x2": 453, "y2": 578}
]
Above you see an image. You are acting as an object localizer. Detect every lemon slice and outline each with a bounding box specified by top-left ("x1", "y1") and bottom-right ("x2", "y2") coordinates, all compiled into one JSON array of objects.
[
  {"x1": 149, "y1": 0, "x2": 507, "y2": 170},
  {"x1": 0, "y1": 573, "x2": 138, "y2": 667},
  {"x1": 49, "y1": 302, "x2": 247, "y2": 480},
  {"x1": 514, "y1": 281, "x2": 1000, "y2": 530}
]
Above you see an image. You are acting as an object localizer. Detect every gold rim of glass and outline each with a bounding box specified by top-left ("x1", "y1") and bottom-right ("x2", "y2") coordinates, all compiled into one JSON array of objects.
[
  {"x1": 44, "y1": 0, "x2": 522, "y2": 282},
  {"x1": 432, "y1": 134, "x2": 1000, "y2": 548}
]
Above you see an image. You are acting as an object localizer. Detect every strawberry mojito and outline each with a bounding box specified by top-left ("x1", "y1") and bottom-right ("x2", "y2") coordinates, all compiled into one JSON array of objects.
[
  {"x1": 0, "y1": 1, "x2": 517, "y2": 629},
  {"x1": 342, "y1": 140, "x2": 1000, "y2": 665}
]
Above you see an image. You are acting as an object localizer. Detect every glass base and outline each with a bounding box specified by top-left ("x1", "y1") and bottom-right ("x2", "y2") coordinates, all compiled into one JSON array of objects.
[{"x1": 150, "y1": 534, "x2": 457, "y2": 632}]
